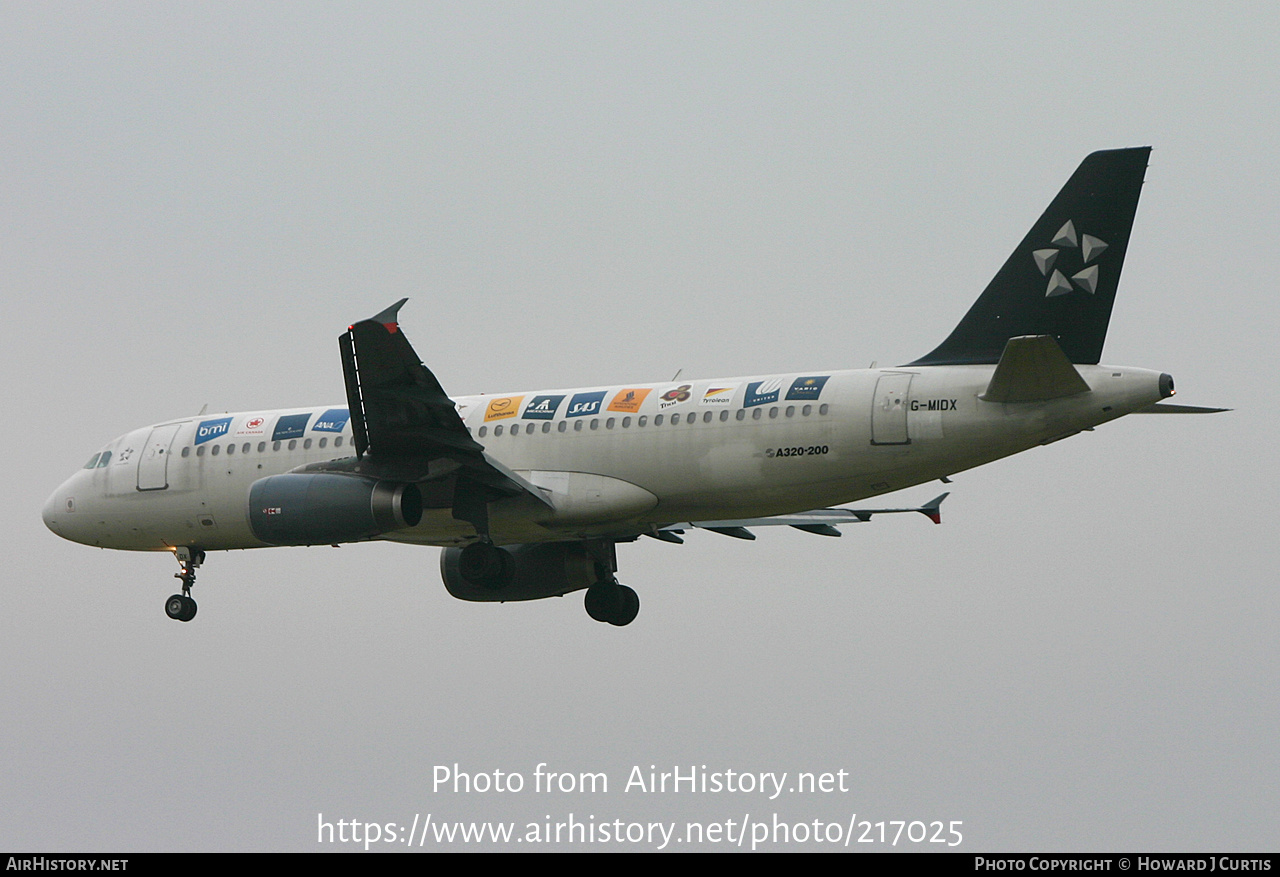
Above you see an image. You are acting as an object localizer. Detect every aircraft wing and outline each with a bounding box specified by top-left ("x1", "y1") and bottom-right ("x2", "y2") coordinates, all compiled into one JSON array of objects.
[
  {"x1": 655, "y1": 493, "x2": 949, "y2": 540},
  {"x1": 339, "y1": 300, "x2": 550, "y2": 509}
]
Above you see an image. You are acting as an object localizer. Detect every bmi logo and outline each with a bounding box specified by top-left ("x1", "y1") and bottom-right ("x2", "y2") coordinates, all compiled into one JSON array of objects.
[{"x1": 1033, "y1": 220, "x2": 1108, "y2": 298}]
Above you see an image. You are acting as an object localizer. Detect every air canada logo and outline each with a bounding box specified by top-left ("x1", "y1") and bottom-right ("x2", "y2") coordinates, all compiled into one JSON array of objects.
[{"x1": 1033, "y1": 220, "x2": 1108, "y2": 298}]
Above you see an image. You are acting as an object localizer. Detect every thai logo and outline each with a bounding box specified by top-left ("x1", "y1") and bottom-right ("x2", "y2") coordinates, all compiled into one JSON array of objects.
[
  {"x1": 658, "y1": 384, "x2": 692, "y2": 409},
  {"x1": 1033, "y1": 220, "x2": 1108, "y2": 298},
  {"x1": 566, "y1": 391, "x2": 607, "y2": 418},
  {"x1": 484, "y1": 396, "x2": 524, "y2": 422},
  {"x1": 743, "y1": 379, "x2": 783, "y2": 408},
  {"x1": 607, "y1": 388, "x2": 652, "y2": 413},
  {"x1": 785, "y1": 376, "x2": 829, "y2": 401},
  {"x1": 523, "y1": 395, "x2": 565, "y2": 420}
]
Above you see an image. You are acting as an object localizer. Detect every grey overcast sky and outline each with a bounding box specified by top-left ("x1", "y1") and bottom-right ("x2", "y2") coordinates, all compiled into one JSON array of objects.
[{"x1": 3, "y1": 2, "x2": 1276, "y2": 852}]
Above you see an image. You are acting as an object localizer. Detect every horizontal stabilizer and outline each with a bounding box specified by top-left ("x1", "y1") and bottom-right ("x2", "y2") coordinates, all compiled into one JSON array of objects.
[
  {"x1": 1136, "y1": 403, "x2": 1231, "y2": 414},
  {"x1": 981, "y1": 335, "x2": 1090, "y2": 403}
]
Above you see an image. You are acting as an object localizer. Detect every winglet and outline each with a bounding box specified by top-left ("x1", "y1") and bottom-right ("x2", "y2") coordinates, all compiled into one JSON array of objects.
[
  {"x1": 919, "y1": 492, "x2": 949, "y2": 524},
  {"x1": 367, "y1": 298, "x2": 409, "y2": 333}
]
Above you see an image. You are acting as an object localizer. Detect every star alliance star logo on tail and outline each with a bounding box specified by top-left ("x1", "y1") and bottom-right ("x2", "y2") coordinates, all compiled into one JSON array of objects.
[{"x1": 1033, "y1": 220, "x2": 1108, "y2": 298}]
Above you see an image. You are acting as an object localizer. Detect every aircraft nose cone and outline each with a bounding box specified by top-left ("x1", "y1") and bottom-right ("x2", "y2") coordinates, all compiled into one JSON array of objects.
[{"x1": 42, "y1": 490, "x2": 65, "y2": 537}]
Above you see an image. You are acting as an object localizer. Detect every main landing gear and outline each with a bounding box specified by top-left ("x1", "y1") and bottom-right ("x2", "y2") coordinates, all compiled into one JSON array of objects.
[
  {"x1": 584, "y1": 580, "x2": 640, "y2": 627},
  {"x1": 165, "y1": 547, "x2": 204, "y2": 622}
]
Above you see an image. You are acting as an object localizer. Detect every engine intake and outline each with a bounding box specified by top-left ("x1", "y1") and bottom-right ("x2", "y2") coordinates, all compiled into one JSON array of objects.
[
  {"x1": 440, "y1": 541, "x2": 598, "y2": 602},
  {"x1": 249, "y1": 473, "x2": 422, "y2": 546}
]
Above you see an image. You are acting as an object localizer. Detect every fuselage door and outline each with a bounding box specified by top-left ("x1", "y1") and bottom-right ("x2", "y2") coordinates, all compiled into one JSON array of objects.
[
  {"x1": 137, "y1": 423, "x2": 182, "y2": 491},
  {"x1": 871, "y1": 373, "x2": 913, "y2": 445}
]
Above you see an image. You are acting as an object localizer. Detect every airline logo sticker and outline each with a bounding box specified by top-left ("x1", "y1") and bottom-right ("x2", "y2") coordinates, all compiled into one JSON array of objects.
[
  {"x1": 1033, "y1": 220, "x2": 1108, "y2": 298},
  {"x1": 743, "y1": 379, "x2": 784, "y2": 408},
  {"x1": 484, "y1": 396, "x2": 524, "y2": 422},
  {"x1": 313, "y1": 408, "x2": 351, "y2": 433},
  {"x1": 566, "y1": 391, "x2": 607, "y2": 418},
  {"x1": 700, "y1": 385, "x2": 738, "y2": 406},
  {"x1": 607, "y1": 388, "x2": 652, "y2": 413},
  {"x1": 272, "y1": 413, "x2": 311, "y2": 441},
  {"x1": 195, "y1": 416, "x2": 233, "y2": 445},
  {"x1": 235, "y1": 416, "x2": 266, "y2": 436},
  {"x1": 785, "y1": 376, "x2": 830, "y2": 401},
  {"x1": 523, "y1": 395, "x2": 565, "y2": 420},
  {"x1": 658, "y1": 384, "x2": 693, "y2": 410}
]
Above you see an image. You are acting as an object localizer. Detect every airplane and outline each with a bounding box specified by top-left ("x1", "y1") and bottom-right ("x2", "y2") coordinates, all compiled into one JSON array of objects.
[{"x1": 42, "y1": 147, "x2": 1224, "y2": 626}]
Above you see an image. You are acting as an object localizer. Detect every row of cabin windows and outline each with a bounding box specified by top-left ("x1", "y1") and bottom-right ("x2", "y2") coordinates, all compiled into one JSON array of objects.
[
  {"x1": 474, "y1": 403, "x2": 830, "y2": 438},
  {"x1": 179, "y1": 435, "x2": 346, "y2": 458}
]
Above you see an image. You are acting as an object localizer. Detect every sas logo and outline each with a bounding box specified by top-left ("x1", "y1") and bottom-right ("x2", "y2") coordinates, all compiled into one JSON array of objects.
[
  {"x1": 195, "y1": 417, "x2": 233, "y2": 445},
  {"x1": 658, "y1": 384, "x2": 693, "y2": 409},
  {"x1": 700, "y1": 385, "x2": 737, "y2": 407},
  {"x1": 484, "y1": 396, "x2": 524, "y2": 422},
  {"x1": 566, "y1": 391, "x2": 607, "y2": 418},
  {"x1": 785, "y1": 376, "x2": 830, "y2": 401},
  {"x1": 607, "y1": 388, "x2": 652, "y2": 413},
  {"x1": 272, "y1": 413, "x2": 311, "y2": 441},
  {"x1": 743, "y1": 379, "x2": 784, "y2": 408},
  {"x1": 523, "y1": 395, "x2": 565, "y2": 420},
  {"x1": 313, "y1": 408, "x2": 351, "y2": 433}
]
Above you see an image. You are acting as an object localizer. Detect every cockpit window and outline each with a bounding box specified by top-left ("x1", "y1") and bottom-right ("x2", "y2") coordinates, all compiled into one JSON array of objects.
[
  {"x1": 96, "y1": 451, "x2": 112, "y2": 467},
  {"x1": 84, "y1": 453, "x2": 101, "y2": 469}
]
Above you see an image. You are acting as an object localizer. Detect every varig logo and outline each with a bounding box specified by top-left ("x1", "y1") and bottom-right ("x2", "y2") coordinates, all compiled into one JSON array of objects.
[
  {"x1": 1033, "y1": 220, "x2": 1108, "y2": 298},
  {"x1": 484, "y1": 396, "x2": 524, "y2": 422},
  {"x1": 608, "y1": 388, "x2": 652, "y2": 413},
  {"x1": 195, "y1": 417, "x2": 233, "y2": 445},
  {"x1": 785, "y1": 376, "x2": 829, "y2": 401}
]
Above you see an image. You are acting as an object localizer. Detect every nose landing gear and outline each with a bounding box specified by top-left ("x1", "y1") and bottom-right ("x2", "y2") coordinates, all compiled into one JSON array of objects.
[{"x1": 165, "y1": 547, "x2": 204, "y2": 622}]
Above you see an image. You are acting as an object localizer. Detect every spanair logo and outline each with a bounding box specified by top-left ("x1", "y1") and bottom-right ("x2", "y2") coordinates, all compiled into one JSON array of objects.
[
  {"x1": 658, "y1": 384, "x2": 692, "y2": 410},
  {"x1": 743, "y1": 379, "x2": 783, "y2": 408},
  {"x1": 786, "y1": 376, "x2": 830, "y2": 401},
  {"x1": 272, "y1": 413, "x2": 311, "y2": 441},
  {"x1": 523, "y1": 395, "x2": 565, "y2": 420},
  {"x1": 1033, "y1": 220, "x2": 1108, "y2": 298},
  {"x1": 700, "y1": 385, "x2": 737, "y2": 407},
  {"x1": 484, "y1": 396, "x2": 524, "y2": 422},
  {"x1": 235, "y1": 416, "x2": 266, "y2": 437},
  {"x1": 195, "y1": 416, "x2": 233, "y2": 445},
  {"x1": 313, "y1": 408, "x2": 350, "y2": 433},
  {"x1": 608, "y1": 388, "x2": 652, "y2": 413},
  {"x1": 566, "y1": 391, "x2": 607, "y2": 418}
]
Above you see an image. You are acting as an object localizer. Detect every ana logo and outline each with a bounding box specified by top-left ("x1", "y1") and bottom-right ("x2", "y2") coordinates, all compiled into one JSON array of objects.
[
  {"x1": 607, "y1": 388, "x2": 652, "y2": 413},
  {"x1": 484, "y1": 396, "x2": 524, "y2": 422},
  {"x1": 566, "y1": 391, "x2": 607, "y2": 418},
  {"x1": 313, "y1": 408, "x2": 351, "y2": 433},
  {"x1": 743, "y1": 379, "x2": 783, "y2": 408},
  {"x1": 658, "y1": 384, "x2": 692, "y2": 409},
  {"x1": 1033, "y1": 220, "x2": 1108, "y2": 298},
  {"x1": 700, "y1": 386, "x2": 737, "y2": 406},
  {"x1": 785, "y1": 376, "x2": 830, "y2": 401},
  {"x1": 272, "y1": 413, "x2": 311, "y2": 441},
  {"x1": 195, "y1": 417, "x2": 233, "y2": 445},
  {"x1": 523, "y1": 395, "x2": 565, "y2": 420}
]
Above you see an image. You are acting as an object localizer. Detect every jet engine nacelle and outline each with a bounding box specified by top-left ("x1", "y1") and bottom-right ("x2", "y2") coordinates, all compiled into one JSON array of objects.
[
  {"x1": 248, "y1": 473, "x2": 423, "y2": 546},
  {"x1": 440, "y1": 541, "x2": 598, "y2": 602}
]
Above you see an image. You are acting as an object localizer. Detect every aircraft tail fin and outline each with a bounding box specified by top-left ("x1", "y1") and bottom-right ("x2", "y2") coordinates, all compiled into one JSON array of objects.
[{"x1": 907, "y1": 147, "x2": 1151, "y2": 366}]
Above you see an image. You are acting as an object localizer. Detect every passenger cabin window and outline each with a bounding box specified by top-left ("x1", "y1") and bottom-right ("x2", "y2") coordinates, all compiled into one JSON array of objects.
[
  {"x1": 181, "y1": 447, "x2": 190, "y2": 458},
  {"x1": 542, "y1": 423, "x2": 551, "y2": 434},
  {"x1": 671, "y1": 414, "x2": 680, "y2": 425},
  {"x1": 819, "y1": 403, "x2": 829, "y2": 415},
  {"x1": 479, "y1": 426, "x2": 487, "y2": 438},
  {"x1": 335, "y1": 436, "x2": 344, "y2": 447},
  {"x1": 197, "y1": 446, "x2": 205, "y2": 457},
  {"x1": 494, "y1": 425, "x2": 503, "y2": 436},
  {"x1": 703, "y1": 411, "x2": 712, "y2": 423},
  {"x1": 304, "y1": 438, "x2": 312, "y2": 449},
  {"x1": 318, "y1": 438, "x2": 327, "y2": 448},
  {"x1": 288, "y1": 440, "x2": 297, "y2": 450},
  {"x1": 227, "y1": 443, "x2": 235, "y2": 455},
  {"x1": 211, "y1": 445, "x2": 220, "y2": 456},
  {"x1": 242, "y1": 442, "x2": 250, "y2": 453}
]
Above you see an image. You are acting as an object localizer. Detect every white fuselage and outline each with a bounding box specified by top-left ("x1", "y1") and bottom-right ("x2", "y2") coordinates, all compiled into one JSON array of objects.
[{"x1": 42, "y1": 364, "x2": 1168, "y2": 553}]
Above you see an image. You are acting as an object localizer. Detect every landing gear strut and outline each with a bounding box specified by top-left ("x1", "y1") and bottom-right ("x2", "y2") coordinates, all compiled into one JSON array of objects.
[
  {"x1": 165, "y1": 547, "x2": 204, "y2": 622},
  {"x1": 582, "y1": 541, "x2": 639, "y2": 626}
]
